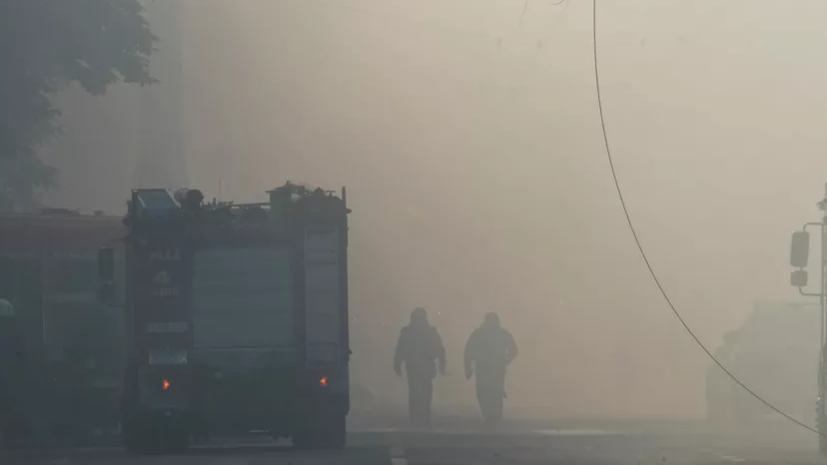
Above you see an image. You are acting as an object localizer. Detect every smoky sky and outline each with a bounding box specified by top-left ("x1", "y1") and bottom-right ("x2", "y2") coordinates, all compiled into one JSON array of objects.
[{"x1": 39, "y1": 0, "x2": 827, "y2": 418}]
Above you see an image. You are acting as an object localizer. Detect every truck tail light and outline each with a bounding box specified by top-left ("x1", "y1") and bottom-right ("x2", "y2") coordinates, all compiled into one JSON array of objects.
[
  {"x1": 162, "y1": 379, "x2": 171, "y2": 391},
  {"x1": 319, "y1": 376, "x2": 328, "y2": 387}
]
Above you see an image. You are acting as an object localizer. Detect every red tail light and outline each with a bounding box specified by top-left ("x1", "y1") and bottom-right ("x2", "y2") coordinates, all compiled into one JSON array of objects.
[
  {"x1": 162, "y1": 379, "x2": 171, "y2": 391},
  {"x1": 319, "y1": 376, "x2": 328, "y2": 387}
]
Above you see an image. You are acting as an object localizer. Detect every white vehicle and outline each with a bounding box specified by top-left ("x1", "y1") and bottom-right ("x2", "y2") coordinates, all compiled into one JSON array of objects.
[{"x1": 706, "y1": 301, "x2": 819, "y2": 424}]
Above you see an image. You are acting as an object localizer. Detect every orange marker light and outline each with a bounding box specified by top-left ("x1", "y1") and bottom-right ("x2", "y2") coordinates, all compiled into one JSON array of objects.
[
  {"x1": 319, "y1": 376, "x2": 328, "y2": 387},
  {"x1": 162, "y1": 379, "x2": 171, "y2": 390}
]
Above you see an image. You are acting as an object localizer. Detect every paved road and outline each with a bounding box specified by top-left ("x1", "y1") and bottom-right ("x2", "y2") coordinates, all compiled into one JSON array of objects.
[
  {"x1": 2, "y1": 423, "x2": 824, "y2": 465},
  {"x1": 351, "y1": 425, "x2": 825, "y2": 465}
]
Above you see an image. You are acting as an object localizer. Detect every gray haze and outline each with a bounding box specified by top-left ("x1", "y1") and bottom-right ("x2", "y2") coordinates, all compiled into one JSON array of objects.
[{"x1": 36, "y1": 0, "x2": 827, "y2": 418}]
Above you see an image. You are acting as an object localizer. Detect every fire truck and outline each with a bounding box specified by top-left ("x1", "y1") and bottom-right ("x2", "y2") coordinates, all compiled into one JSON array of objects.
[
  {"x1": 0, "y1": 210, "x2": 126, "y2": 446},
  {"x1": 97, "y1": 183, "x2": 351, "y2": 453}
]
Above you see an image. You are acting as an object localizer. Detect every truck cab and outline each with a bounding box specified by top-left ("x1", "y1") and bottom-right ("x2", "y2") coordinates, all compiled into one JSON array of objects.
[{"x1": 99, "y1": 183, "x2": 351, "y2": 453}]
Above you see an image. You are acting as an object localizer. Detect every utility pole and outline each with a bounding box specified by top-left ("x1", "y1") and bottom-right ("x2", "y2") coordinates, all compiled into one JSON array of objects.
[
  {"x1": 134, "y1": 0, "x2": 188, "y2": 189},
  {"x1": 789, "y1": 184, "x2": 827, "y2": 453}
]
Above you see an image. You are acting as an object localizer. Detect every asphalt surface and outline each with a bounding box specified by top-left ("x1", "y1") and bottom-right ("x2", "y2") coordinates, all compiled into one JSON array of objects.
[{"x1": 2, "y1": 420, "x2": 825, "y2": 465}]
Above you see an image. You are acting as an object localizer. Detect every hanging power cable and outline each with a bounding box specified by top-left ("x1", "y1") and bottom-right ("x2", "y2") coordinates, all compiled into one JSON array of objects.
[{"x1": 591, "y1": 0, "x2": 822, "y2": 436}]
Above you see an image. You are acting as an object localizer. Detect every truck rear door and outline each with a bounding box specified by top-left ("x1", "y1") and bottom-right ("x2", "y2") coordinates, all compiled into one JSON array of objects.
[{"x1": 303, "y1": 226, "x2": 344, "y2": 369}]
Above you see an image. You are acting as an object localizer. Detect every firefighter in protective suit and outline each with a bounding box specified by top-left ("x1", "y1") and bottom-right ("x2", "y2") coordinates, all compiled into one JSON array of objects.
[
  {"x1": 0, "y1": 299, "x2": 27, "y2": 447},
  {"x1": 464, "y1": 313, "x2": 518, "y2": 423},
  {"x1": 394, "y1": 308, "x2": 446, "y2": 426}
]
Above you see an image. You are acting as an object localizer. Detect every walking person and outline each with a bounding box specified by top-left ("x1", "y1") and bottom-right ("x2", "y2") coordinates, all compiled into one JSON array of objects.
[
  {"x1": 394, "y1": 308, "x2": 446, "y2": 426},
  {"x1": 464, "y1": 313, "x2": 518, "y2": 423}
]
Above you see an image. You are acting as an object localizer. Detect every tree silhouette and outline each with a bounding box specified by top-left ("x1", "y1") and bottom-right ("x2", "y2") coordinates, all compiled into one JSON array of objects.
[{"x1": 0, "y1": 0, "x2": 156, "y2": 210}]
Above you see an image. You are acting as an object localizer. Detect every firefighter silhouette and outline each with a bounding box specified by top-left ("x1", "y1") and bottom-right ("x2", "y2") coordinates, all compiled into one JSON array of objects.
[
  {"x1": 464, "y1": 313, "x2": 518, "y2": 423},
  {"x1": 394, "y1": 308, "x2": 446, "y2": 426},
  {"x1": 0, "y1": 299, "x2": 27, "y2": 445}
]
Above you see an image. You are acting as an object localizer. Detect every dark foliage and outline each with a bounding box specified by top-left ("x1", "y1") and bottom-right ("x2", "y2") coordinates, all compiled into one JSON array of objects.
[{"x1": 0, "y1": 0, "x2": 156, "y2": 209}]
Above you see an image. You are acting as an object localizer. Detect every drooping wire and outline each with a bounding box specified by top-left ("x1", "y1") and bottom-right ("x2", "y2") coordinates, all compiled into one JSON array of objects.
[{"x1": 590, "y1": 0, "x2": 822, "y2": 436}]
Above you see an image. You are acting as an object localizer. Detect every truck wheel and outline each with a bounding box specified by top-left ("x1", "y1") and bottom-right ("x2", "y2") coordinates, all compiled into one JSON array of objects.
[
  {"x1": 160, "y1": 430, "x2": 190, "y2": 454},
  {"x1": 326, "y1": 414, "x2": 346, "y2": 449},
  {"x1": 292, "y1": 415, "x2": 346, "y2": 450},
  {"x1": 125, "y1": 414, "x2": 190, "y2": 455},
  {"x1": 124, "y1": 423, "x2": 154, "y2": 455},
  {"x1": 1, "y1": 419, "x2": 28, "y2": 449}
]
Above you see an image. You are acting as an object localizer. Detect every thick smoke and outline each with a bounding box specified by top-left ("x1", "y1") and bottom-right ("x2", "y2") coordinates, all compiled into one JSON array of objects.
[{"x1": 40, "y1": 0, "x2": 827, "y2": 419}]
